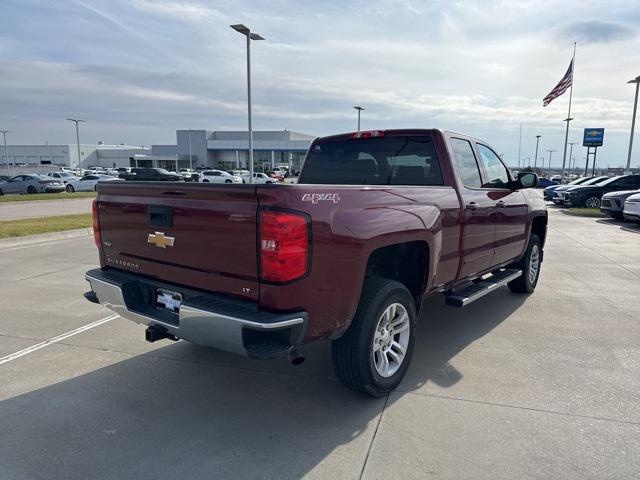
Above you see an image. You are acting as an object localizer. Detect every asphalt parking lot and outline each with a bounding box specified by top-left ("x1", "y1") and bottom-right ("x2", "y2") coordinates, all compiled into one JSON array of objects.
[{"x1": 1, "y1": 208, "x2": 639, "y2": 479}]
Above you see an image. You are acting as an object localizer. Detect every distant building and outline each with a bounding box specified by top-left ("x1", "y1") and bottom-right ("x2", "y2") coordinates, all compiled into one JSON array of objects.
[
  {"x1": 0, "y1": 144, "x2": 149, "y2": 170},
  {"x1": 0, "y1": 129, "x2": 316, "y2": 173}
]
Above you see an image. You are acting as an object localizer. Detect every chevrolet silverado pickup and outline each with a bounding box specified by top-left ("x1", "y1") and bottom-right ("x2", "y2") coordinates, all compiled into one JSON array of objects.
[{"x1": 85, "y1": 129, "x2": 547, "y2": 397}]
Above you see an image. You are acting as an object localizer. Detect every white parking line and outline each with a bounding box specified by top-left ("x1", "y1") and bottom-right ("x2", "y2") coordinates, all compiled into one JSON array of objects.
[{"x1": 0, "y1": 314, "x2": 119, "y2": 366}]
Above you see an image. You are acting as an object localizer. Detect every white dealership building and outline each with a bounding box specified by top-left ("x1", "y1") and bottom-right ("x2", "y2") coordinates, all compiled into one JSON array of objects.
[{"x1": 1, "y1": 129, "x2": 316, "y2": 174}]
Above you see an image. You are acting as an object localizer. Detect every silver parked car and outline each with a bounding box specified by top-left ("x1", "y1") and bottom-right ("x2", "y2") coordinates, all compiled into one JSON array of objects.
[
  {"x1": 47, "y1": 171, "x2": 78, "y2": 184},
  {"x1": 0, "y1": 174, "x2": 65, "y2": 195},
  {"x1": 66, "y1": 174, "x2": 124, "y2": 192}
]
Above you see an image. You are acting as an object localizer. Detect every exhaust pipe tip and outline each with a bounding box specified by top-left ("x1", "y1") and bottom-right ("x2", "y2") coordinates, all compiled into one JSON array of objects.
[{"x1": 288, "y1": 348, "x2": 305, "y2": 366}]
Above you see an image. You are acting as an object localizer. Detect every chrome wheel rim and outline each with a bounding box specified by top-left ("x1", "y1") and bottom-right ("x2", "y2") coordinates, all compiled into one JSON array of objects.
[
  {"x1": 585, "y1": 197, "x2": 600, "y2": 208},
  {"x1": 529, "y1": 244, "x2": 540, "y2": 284},
  {"x1": 372, "y1": 302, "x2": 410, "y2": 378}
]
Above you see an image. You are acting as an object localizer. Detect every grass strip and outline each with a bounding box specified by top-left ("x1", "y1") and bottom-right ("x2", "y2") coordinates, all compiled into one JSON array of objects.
[
  {"x1": 0, "y1": 213, "x2": 92, "y2": 239},
  {"x1": 0, "y1": 192, "x2": 96, "y2": 203}
]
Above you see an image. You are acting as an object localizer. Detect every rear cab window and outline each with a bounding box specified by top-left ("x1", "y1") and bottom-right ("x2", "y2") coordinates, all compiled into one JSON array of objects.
[{"x1": 299, "y1": 135, "x2": 444, "y2": 186}]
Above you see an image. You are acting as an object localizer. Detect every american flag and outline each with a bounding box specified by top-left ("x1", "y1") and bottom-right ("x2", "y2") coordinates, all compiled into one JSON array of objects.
[{"x1": 543, "y1": 59, "x2": 573, "y2": 107}]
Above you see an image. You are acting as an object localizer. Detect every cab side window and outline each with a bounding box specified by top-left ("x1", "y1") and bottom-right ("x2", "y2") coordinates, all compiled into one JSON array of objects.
[
  {"x1": 476, "y1": 144, "x2": 510, "y2": 188},
  {"x1": 450, "y1": 138, "x2": 482, "y2": 188}
]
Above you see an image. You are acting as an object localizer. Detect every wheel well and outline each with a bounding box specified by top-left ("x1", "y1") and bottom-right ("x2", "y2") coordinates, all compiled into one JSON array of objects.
[
  {"x1": 531, "y1": 215, "x2": 547, "y2": 246},
  {"x1": 365, "y1": 241, "x2": 429, "y2": 304}
]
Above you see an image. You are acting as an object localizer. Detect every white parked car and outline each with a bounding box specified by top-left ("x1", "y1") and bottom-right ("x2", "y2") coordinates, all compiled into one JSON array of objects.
[
  {"x1": 623, "y1": 193, "x2": 640, "y2": 222},
  {"x1": 66, "y1": 174, "x2": 123, "y2": 192},
  {"x1": 105, "y1": 169, "x2": 120, "y2": 176},
  {"x1": 199, "y1": 170, "x2": 243, "y2": 184},
  {"x1": 47, "y1": 171, "x2": 78, "y2": 184},
  {"x1": 252, "y1": 172, "x2": 276, "y2": 184}
]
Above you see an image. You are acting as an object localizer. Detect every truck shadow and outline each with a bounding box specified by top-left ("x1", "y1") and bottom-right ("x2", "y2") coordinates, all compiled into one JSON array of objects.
[
  {"x1": 595, "y1": 218, "x2": 640, "y2": 234},
  {"x1": 1, "y1": 290, "x2": 526, "y2": 480}
]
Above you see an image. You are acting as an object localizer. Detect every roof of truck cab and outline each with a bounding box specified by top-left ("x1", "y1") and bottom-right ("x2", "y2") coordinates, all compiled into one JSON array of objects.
[{"x1": 315, "y1": 129, "x2": 444, "y2": 143}]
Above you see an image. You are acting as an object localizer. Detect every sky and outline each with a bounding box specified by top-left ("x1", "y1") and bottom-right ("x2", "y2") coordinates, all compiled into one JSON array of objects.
[{"x1": 1, "y1": 0, "x2": 640, "y2": 168}]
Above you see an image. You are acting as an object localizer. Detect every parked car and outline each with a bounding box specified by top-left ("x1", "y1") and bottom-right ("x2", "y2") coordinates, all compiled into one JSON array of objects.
[
  {"x1": 565, "y1": 175, "x2": 640, "y2": 208},
  {"x1": 179, "y1": 168, "x2": 198, "y2": 182},
  {"x1": 600, "y1": 190, "x2": 640, "y2": 219},
  {"x1": 0, "y1": 175, "x2": 11, "y2": 182},
  {"x1": 623, "y1": 193, "x2": 640, "y2": 222},
  {"x1": 119, "y1": 168, "x2": 184, "y2": 182},
  {"x1": 85, "y1": 128, "x2": 547, "y2": 397},
  {"x1": 0, "y1": 174, "x2": 65, "y2": 194},
  {"x1": 537, "y1": 178, "x2": 558, "y2": 188},
  {"x1": 47, "y1": 171, "x2": 78, "y2": 184},
  {"x1": 105, "y1": 169, "x2": 120, "y2": 177},
  {"x1": 552, "y1": 176, "x2": 608, "y2": 205},
  {"x1": 199, "y1": 170, "x2": 243, "y2": 183},
  {"x1": 252, "y1": 172, "x2": 276, "y2": 184},
  {"x1": 66, "y1": 174, "x2": 124, "y2": 192},
  {"x1": 543, "y1": 176, "x2": 592, "y2": 201}
]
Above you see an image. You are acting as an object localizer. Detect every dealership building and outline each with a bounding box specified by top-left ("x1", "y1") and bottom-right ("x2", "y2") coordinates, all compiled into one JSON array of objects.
[{"x1": 1, "y1": 129, "x2": 316, "y2": 173}]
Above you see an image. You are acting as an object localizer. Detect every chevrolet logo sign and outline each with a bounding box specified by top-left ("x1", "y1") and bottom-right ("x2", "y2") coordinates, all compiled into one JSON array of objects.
[{"x1": 147, "y1": 231, "x2": 175, "y2": 248}]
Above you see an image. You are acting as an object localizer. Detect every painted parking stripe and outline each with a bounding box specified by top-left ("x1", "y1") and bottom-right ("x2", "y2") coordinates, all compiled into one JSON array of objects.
[{"x1": 0, "y1": 314, "x2": 119, "y2": 366}]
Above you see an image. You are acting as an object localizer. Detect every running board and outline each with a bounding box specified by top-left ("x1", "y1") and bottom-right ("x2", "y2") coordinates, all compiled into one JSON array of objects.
[{"x1": 445, "y1": 269, "x2": 522, "y2": 307}]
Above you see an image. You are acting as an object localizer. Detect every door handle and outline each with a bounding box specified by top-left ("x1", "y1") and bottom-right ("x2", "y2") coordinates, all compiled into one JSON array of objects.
[
  {"x1": 496, "y1": 200, "x2": 507, "y2": 208},
  {"x1": 466, "y1": 202, "x2": 479, "y2": 211}
]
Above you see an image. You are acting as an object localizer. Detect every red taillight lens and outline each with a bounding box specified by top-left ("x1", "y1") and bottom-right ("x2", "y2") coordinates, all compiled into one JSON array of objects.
[
  {"x1": 259, "y1": 210, "x2": 309, "y2": 283},
  {"x1": 92, "y1": 199, "x2": 101, "y2": 248},
  {"x1": 350, "y1": 130, "x2": 385, "y2": 139}
]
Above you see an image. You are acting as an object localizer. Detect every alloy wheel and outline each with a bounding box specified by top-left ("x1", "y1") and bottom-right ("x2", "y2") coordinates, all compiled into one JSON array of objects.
[{"x1": 372, "y1": 302, "x2": 411, "y2": 377}]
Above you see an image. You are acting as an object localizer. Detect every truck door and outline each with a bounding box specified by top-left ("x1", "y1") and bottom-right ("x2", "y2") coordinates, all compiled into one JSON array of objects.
[
  {"x1": 474, "y1": 143, "x2": 528, "y2": 266},
  {"x1": 449, "y1": 138, "x2": 495, "y2": 278}
]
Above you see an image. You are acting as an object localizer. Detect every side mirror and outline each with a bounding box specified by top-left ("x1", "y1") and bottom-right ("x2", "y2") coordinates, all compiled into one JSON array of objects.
[{"x1": 516, "y1": 172, "x2": 539, "y2": 189}]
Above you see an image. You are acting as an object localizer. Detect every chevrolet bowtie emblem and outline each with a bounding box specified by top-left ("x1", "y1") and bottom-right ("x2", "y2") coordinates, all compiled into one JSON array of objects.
[{"x1": 147, "y1": 231, "x2": 175, "y2": 248}]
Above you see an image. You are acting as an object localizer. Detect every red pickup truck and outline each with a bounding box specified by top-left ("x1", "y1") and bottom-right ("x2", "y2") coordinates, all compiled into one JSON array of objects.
[{"x1": 85, "y1": 129, "x2": 547, "y2": 397}]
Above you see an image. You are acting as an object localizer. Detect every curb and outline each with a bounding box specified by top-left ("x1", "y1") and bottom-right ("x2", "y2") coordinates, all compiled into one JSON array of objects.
[{"x1": 0, "y1": 228, "x2": 92, "y2": 248}]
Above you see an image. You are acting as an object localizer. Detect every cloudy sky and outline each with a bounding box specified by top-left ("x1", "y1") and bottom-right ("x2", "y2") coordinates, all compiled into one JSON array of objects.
[{"x1": 1, "y1": 0, "x2": 640, "y2": 167}]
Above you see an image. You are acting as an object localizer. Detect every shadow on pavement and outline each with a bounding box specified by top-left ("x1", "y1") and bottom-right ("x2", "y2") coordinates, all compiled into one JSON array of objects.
[
  {"x1": 0, "y1": 289, "x2": 526, "y2": 480},
  {"x1": 595, "y1": 218, "x2": 640, "y2": 234}
]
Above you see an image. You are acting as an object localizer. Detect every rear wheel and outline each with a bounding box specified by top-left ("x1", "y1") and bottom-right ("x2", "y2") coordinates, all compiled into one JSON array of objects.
[
  {"x1": 66, "y1": 184, "x2": 75, "y2": 193},
  {"x1": 202, "y1": 179, "x2": 209, "y2": 183},
  {"x1": 332, "y1": 278, "x2": 416, "y2": 397},
  {"x1": 508, "y1": 233, "x2": 542, "y2": 293},
  {"x1": 27, "y1": 186, "x2": 37, "y2": 194},
  {"x1": 585, "y1": 196, "x2": 601, "y2": 208}
]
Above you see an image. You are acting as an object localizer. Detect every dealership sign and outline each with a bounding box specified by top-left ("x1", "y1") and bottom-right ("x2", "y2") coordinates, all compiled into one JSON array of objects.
[{"x1": 583, "y1": 128, "x2": 605, "y2": 147}]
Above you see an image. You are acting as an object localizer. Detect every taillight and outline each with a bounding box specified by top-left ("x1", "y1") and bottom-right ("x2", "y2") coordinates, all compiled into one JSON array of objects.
[
  {"x1": 92, "y1": 199, "x2": 101, "y2": 248},
  {"x1": 259, "y1": 210, "x2": 309, "y2": 283},
  {"x1": 351, "y1": 130, "x2": 385, "y2": 139}
]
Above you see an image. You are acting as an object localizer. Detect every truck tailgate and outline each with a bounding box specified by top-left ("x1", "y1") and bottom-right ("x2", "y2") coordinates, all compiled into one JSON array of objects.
[{"x1": 96, "y1": 182, "x2": 259, "y2": 301}]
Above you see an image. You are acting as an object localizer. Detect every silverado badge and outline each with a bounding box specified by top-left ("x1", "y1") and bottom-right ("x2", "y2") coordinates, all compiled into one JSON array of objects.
[{"x1": 147, "y1": 231, "x2": 175, "y2": 249}]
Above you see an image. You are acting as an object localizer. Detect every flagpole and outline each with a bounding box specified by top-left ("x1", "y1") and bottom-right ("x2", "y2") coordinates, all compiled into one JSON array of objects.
[{"x1": 561, "y1": 42, "x2": 576, "y2": 183}]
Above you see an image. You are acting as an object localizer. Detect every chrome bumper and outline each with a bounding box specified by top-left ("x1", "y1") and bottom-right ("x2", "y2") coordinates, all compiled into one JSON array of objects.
[{"x1": 85, "y1": 268, "x2": 306, "y2": 358}]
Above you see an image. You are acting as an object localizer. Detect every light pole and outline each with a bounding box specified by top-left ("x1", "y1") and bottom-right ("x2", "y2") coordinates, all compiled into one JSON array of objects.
[
  {"x1": 231, "y1": 24, "x2": 264, "y2": 184},
  {"x1": 533, "y1": 135, "x2": 541, "y2": 171},
  {"x1": 546, "y1": 150, "x2": 556, "y2": 173},
  {"x1": 353, "y1": 106, "x2": 365, "y2": 131},
  {"x1": 188, "y1": 129, "x2": 193, "y2": 170},
  {"x1": 567, "y1": 142, "x2": 577, "y2": 181},
  {"x1": 66, "y1": 118, "x2": 85, "y2": 172},
  {"x1": 0, "y1": 130, "x2": 10, "y2": 176},
  {"x1": 626, "y1": 75, "x2": 640, "y2": 172}
]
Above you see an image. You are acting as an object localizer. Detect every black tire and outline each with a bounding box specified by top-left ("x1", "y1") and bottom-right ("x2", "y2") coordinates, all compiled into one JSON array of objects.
[
  {"x1": 202, "y1": 179, "x2": 209, "y2": 183},
  {"x1": 66, "y1": 185, "x2": 75, "y2": 193},
  {"x1": 0, "y1": 188, "x2": 3, "y2": 195},
  {"x1": 225, "y1": 179, "x2": 232, "y2": 183},
  {"x1": 332, "y1": 277, "x2": 416, "y2": 397},
  {"x1": 508, "y1": 234, "x2": 542, "y2": 294},
  {"x1": 27, "y1": 185, "x2": 37, "y2": 194}
]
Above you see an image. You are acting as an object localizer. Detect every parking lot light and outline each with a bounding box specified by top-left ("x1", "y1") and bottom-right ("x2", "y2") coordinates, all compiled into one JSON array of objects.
[
  {"x1": 66, "y1": 119, "x2": 86, "y2": 172},
  {"x1": 230, "y1": 24, "x2": 265, "y2": 184},
  {"x1": 626, "y1": 76, "x2": 640, "y2": 172},
  {"x1": 353, "y1": 106, "x2": 365, "y2": 132},
  {"x1": 0, "y1": 130, "x2": 10, "y2": 176}
]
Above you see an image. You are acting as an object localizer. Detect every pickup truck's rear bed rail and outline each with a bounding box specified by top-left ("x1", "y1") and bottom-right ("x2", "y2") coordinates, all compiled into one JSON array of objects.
[{"x1": 85, "y1": 268, "x2": 307, "y2": 358}]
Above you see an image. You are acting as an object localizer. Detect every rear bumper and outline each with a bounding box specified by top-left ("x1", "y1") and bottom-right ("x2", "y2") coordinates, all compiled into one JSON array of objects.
[{"x1": 85, "y1": 268, "x2": 307, "y2": 359}]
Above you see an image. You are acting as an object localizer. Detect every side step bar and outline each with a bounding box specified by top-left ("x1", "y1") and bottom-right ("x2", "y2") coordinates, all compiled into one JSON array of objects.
[{"x1": 445, "y1": 269, "x2": 522, "y2": 307}]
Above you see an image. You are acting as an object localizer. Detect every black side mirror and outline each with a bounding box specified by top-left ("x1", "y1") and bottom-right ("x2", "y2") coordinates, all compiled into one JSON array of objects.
[{"x1": 515, "y1": 172, "x2": 539, "y2": 190}]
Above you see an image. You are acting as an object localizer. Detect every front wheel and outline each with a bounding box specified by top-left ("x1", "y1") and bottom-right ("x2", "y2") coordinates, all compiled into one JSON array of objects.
[
  {"x1": 225, "y1": 179, "x2": 232, "y2": 183},
  {"x1": 66, "y1": 185, "x2": 75, "y2": 193},
  {"x1": 332, "y1": 278, "x2": 416, "y2": 397},
  {"x1": 202, "y1": 179, "x2": 209, "y2": 183},
  {"x1": 585, "y1": 196, "x2": 601, "y2": 208},
  {"x1": 27, "y1": 186, "x2": 37, "y2": 194},
  {"x1": 508, "y1": 233, "x2": 542, "y2": 293}
]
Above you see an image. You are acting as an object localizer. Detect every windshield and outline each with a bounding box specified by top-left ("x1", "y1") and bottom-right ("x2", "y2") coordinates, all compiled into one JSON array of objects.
[
  {"x1": 580, "y1": 176, "x2": 608, "y2": 186},
  {"x1": 595, "y1": 176, "x2": 622, "y2": 186},
  {"x1": 299, "y1": 135, "x2": 443, "y2": 185},
  {"x1": 569, "y1": 177, "x2": 590, "y2": 185}
]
